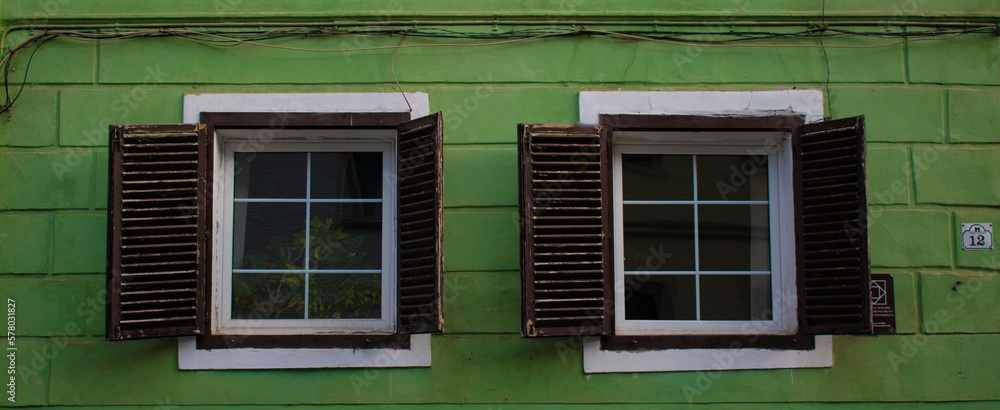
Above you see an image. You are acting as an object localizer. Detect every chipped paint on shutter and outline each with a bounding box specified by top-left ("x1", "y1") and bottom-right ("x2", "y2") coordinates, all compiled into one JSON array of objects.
[
  {"x1": 397, "y1": 112, "x2": 445, "y2": 334},
  {"x1": 519, "y1": 124, "x2": 611, "y2": 337},
  {"x1": 107, "y1": 123, "x2": 209, "y2": 341}
]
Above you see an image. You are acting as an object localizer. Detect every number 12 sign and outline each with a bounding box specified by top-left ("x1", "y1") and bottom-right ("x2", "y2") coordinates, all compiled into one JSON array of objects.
[{"x1": 961, "y1": 223, "x2": 993, "y2": 251}]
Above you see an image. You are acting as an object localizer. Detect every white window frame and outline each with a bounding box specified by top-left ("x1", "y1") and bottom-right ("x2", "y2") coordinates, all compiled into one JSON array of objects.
[
  {"x1": 613, "y1": 133, "x2": 796, "y2": 336},
  {"x1": 217, "y1": 136, "x2": 396, "y2": 335},
  {"x1": 178, "y1": 92, "x2": 432, "y2": 370},
  {"x1": 579, "y1": 90, "x2": 832, "y2": 373}
]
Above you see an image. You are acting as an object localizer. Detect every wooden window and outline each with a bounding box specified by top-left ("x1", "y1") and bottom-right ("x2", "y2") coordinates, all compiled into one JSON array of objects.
[
  {"x1": 518, "y1": 115, "x2": 871, "y2": 348},
  {"x1": 107, "y1": 112, "x2": 444, "y2": 348}
]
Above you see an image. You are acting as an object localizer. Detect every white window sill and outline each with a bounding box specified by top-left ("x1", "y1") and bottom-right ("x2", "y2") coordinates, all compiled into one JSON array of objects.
[
  {"x1": 177, "y1": 333, "x2": 432, "y2": 370},
  {"x1": 582, "y1": 335, "x2": 832, "y2": 373}
]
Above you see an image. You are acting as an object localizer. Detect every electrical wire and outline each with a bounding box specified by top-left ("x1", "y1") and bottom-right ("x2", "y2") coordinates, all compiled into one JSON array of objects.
[
  {"x1": 820, "y1": 0, "x2": 832, "y2": 118},
  {"x1": 164, "y1": 28, "x2": 571, "y2": 53},
  {"x1": 1, "y1": 34, "x2": 56, "y2": 115},
  {"x1": 0, "y1": 24, "x2": 995, "y2": 113},
  {"x1": 391, "y1": 34, "x2": 412, "y2": 113}
]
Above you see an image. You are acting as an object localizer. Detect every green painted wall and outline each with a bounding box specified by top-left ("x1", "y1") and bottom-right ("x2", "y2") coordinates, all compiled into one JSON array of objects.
[{"x1": 1, "y1": 1, "x2": 999, "y2": 407}]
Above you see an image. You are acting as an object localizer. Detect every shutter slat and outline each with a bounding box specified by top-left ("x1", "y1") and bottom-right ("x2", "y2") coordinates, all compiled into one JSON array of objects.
[
  {"x1": 535, "y1": 269, "x2": 604, "y2": 275},
  {"x1": 396, "y1": 112, "x2": 444, "y2": 334},
  {"x1": 795, "y1": 116, "x2": 871, "y2": 335},
  {"x1": 107, "y1": 123, "x2": 209, "y2": 341},
  {"x1": 399, "y1": 273, "x2": 435, "y2": 285},
  {"x1": 400, "y1": 282, "x2": 436, "y2": 292},
  {"x1": 120, "y1": 278, "x2": 197, "y2": 288},
  {"x1": 119, "y1": 317, "x2": 199, "y2": 326},
  {"x1": 803, "y1": 283, "x2": 865, "y2": 292},
  {"x1": 121, "y1": 270, "x2": 197, "y2": 278},
  {"x1": 520, "y1": 124, "x2": 611, "y2": 337},
  {"x1": 121, "y1": 238, "x2": 197, "y2": 248}
]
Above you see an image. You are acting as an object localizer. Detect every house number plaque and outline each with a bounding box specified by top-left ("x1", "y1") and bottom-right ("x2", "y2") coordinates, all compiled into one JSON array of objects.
[{"x1": 961, "y1": 223, "x2": 993, "y2": 251}]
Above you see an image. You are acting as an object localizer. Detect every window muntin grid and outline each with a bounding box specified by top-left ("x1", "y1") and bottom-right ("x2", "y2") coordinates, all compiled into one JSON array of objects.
[
  {"x1": 620, "y1": 154, "x2": 771, "y2": 322},
  {"x1": 216, "y1": 135, "x2": 396, "y2": 335},
  {"x1": 612, "y1": 132, "x2": 795, "y2": 336}
]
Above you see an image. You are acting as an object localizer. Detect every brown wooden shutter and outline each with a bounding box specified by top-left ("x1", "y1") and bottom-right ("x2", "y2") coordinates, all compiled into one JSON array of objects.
[
  {"x1": 107, "y1": 124, "x2": 210, "y2": 341},
  {"x1": 794, "y1": 116, "x2": 872, "y2": 334},
  {"x1": 396, "y1": 112, "x2": 445, "y2": 333},
  {"x1": 519, "y1": 124, "x2": 612, "y2": 337}
]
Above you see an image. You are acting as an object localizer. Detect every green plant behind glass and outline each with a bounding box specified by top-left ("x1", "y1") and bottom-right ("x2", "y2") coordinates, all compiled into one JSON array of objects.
[{"x1": 233, "y1": 216, "x2": 380, "y2": 319}]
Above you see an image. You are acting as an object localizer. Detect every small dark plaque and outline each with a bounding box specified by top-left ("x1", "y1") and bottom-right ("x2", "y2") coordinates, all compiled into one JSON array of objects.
[{"x1": 870, "y1": 273, "x2": 896, "y2": 334}]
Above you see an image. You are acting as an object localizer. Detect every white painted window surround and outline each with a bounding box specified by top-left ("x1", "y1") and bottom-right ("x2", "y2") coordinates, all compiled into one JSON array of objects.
[
  {"x1": 178, "y1": 334, "x2": 431, "y2": 370},
  {"x1": 182, "y1": 92, "x2": 430, "y2": 122},
  {"x1": 579, "y1": 90, "x2": 832, "y2": 373},
  {"x1": 178, "y1": 92, "x2": 431, "y2": 370},
  {"x1": 578, "y1": 90, "x2": 824, "y2": 125}
]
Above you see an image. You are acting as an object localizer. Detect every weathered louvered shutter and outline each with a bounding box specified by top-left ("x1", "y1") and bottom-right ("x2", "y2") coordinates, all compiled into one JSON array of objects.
[
  {"x1": 396, "y1": 112, "x2": 445, "y2": 333},
  {"x1": 794, "y1": 116, "x2": 872, "y2": 334},
  {"x1": 107, "y1": 124, "x2": 210, "y2": 340},
  {"x1": 519, "y1": 124, "x2": 612, "y2": 337}
]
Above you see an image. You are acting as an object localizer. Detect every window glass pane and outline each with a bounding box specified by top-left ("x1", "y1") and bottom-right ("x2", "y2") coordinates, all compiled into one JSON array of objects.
[
  {"x1": 699, "y1": 204, "x2": 770, "y2": 272},
  {"x1": 234, "y1": 153, "x2": 306, "y2": 198},
  {"x1": 232, "y1": 203, "x2": 307, "y2": 270},
  {"x1": 309, "y1": 273, "x2": 381, "y2": 319},
  {"x1": 624, "y1": 274, "x2": 696, "y2": 320},
  {"x1": 311, "y1": 152, "x2": 383, "y2": 199},
  {"x1": 699, "y1": 274, "x2": 772, "y2": 320},
  {"x1": 232, "y1": 272, "x2": 305, "y2": 319},
  {"x1": 696, "y1": 155, "x2": 768, "y2": 201},
  {"x1": 309, "y1": 203, "x2": 382, "y2": 270},
  {"x1": 623, "y1": 204, "x2": 694, "y2": 271},
  {"x1": 622, "y1": 154, "x2": 692, "y2": 201}
]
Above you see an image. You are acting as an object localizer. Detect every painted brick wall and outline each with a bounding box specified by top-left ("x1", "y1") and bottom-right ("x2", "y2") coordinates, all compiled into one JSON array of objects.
[{"x1": 0, "y1": 1, "x2": 998, "y2": 408}]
